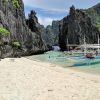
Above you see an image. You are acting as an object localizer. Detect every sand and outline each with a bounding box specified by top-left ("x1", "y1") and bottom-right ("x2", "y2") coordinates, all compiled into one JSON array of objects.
[{"x1": 0, "y1": 57, "x2": 100, "y2": 100}]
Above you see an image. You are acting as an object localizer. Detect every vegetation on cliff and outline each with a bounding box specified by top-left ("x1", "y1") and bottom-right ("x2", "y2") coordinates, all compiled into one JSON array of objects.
[
  {"x1": 11, "y1": 41, "x2": 21, "y2": 50},
  {"x1": 0, "y1": 27, "x2": 10, "y2": 36},
  {"x1": 12, "y1": 41, "x2": 21, "y2": 47},
  {"x1": 84, "y1": 3, "x2": 100, "y2": 31},
  {"x1": 12, "y1": 0, "x2": 20, "y2": 9},
  {"x1": 2, "y1": 0, "x2": 20, "y2": 8}
]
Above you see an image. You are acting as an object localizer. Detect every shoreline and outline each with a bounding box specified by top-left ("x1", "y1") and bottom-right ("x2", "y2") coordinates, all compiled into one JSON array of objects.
[
  {"x1": 0, "y1": 57, "x2": 100, "y2": 100},
  {"x1": 26, "y1": 56, "x2": 100, "y2": 76}
]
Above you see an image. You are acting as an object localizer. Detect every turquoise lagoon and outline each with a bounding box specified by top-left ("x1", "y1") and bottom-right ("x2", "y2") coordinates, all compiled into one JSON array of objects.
[{"x1": 27, "y1": 51, "x2": 100, "y2": 75}]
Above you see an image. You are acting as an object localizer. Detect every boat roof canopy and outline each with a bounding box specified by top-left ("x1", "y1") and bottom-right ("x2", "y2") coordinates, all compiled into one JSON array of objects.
[{"x1": 79, "y1": 44, "x2": 100, "y2": 49}]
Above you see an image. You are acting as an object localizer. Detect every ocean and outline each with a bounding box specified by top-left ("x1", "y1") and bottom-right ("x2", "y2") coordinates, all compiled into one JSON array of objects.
[{"x1": 27, "y1": 51, "x2": 100, "y2": 75}]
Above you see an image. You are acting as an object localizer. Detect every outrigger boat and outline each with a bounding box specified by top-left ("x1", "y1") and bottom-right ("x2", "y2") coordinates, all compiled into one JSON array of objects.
[
  {"x1": 85, "y1": 53, "x2": 95, "y2": 59},
  {"x1": 66, "y1": 35, "x2": 100, "y2": 58}
]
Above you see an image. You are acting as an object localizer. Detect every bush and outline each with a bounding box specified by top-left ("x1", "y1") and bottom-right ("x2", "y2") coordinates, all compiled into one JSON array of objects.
[
  {"x1": 0, "y1": 27, "x2": 10, "y2": 36},
  {"x1": 12, "y1": 41, "x2": 21, "y2": 47},
  {"x1": 12, "y1": 0, "x2": 20, "y2": 9}
]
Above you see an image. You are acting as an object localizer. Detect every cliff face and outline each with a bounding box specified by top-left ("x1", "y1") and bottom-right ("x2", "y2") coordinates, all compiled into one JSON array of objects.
[
  {"x1": 84, "y1": 3, "x2": 100, "y2": 31},
  {"x1": 0, "y1": 0, "x2": 47, "y2": 58},
  {"x1": 52, "y1": 21, "x2": 60, "y2": 45},
  {"x1": 59, "y1": 5, "x2": 100, "y2": 51},
  {"x1": 40, "y1": 21, "x2": 59, "y2": 48}
]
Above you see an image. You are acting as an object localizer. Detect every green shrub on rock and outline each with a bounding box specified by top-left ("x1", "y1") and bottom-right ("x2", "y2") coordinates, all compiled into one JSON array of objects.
[
  {"x1": 0, "y1": 27, "x2": 10, "y2": 36},
  {"x1": 12, "y1": 41, "x2": 21, "y2": 48},
  {"x1": 12, "y1": 0, "x2": 20, "y2": 9}
]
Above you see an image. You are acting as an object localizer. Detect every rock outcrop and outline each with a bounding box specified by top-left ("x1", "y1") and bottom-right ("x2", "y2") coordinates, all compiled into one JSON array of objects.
[
  {"x1": 40, "y1": 21, "x2": 60, "y2": 48},
  {"x1": 84, "y1": 3, "x2": 100, "y2": 31},
  {"x1": 0, "y1": 0, "x2": 47, "y2": 58},
  {"x1": 59, "y1": 5, "x2": 100, "y2": 51},
  {"x1": 52, "y1": 21, "x2": 60, "y2": 45}
]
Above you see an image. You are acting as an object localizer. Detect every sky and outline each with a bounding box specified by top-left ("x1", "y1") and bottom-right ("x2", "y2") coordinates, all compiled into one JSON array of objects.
[{"x1": 23, "y1": 0, "x2": 100, "y2": 27}]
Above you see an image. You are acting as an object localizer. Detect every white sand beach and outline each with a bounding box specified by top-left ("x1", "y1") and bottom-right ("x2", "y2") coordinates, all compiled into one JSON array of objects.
[{"x1": 0, "y1": 57, "x2": 100, "y2": 100}]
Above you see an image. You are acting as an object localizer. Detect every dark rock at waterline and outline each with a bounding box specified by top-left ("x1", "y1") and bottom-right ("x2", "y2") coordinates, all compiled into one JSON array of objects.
[
  {"x1": 0, "y1": 0, "x2": 47, "y2": 58},
  {"x1": 59, "y1": 5, "x2": 100, "y2": 51}
]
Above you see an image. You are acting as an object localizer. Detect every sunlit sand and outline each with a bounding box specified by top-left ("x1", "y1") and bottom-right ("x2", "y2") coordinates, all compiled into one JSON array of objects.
[{"x1": 0, "y1": 57, "x2": 100, "y2": 100}]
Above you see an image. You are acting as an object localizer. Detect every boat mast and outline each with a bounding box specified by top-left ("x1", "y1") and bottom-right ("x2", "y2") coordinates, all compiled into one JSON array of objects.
[
  {"x1": 67, "y1": 38, "x2": 69, "y2": 51},
  {"x1": 84, "y1": 35, "x2": 86, "y2": 55}
]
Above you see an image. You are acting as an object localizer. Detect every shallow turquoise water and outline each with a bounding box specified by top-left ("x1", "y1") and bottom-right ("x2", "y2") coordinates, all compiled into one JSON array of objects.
[
  {"x1": 28, "y1": 51, "x2": 69, "y2": 66},
  {"x1": 27, "y1": 51, "x2": 100, "y2": 74}
]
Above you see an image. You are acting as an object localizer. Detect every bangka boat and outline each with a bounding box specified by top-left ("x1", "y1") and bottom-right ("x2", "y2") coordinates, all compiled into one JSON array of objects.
[{"x1": 85, "y1": 53, "x2": 95, "y2": 59}]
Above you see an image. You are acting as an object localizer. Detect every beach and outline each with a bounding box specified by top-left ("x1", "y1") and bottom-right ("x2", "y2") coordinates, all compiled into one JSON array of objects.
[{"x1": 0, "y1": 57, "x2": 100, "y2": 100}]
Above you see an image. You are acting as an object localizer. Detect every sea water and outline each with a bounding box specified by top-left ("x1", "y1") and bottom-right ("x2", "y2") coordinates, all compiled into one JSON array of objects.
[{"x1": 27, "y1": 51, "x2": 100, "y2": 75}]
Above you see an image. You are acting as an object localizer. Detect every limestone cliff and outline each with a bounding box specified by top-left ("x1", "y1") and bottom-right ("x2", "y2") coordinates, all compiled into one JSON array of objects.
[
  {"x1": 40, "y1": 21, "x2": 59, "y2": 48},
  {"x1": 59, "y1": 5, "x2": 100, "y2": 51},
  {"x1": 0, "y1": 0, "x2": 47, "y2": 58},
  {"x1": 84, "y1": 3, "x2": 100, "y2": 31}
]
